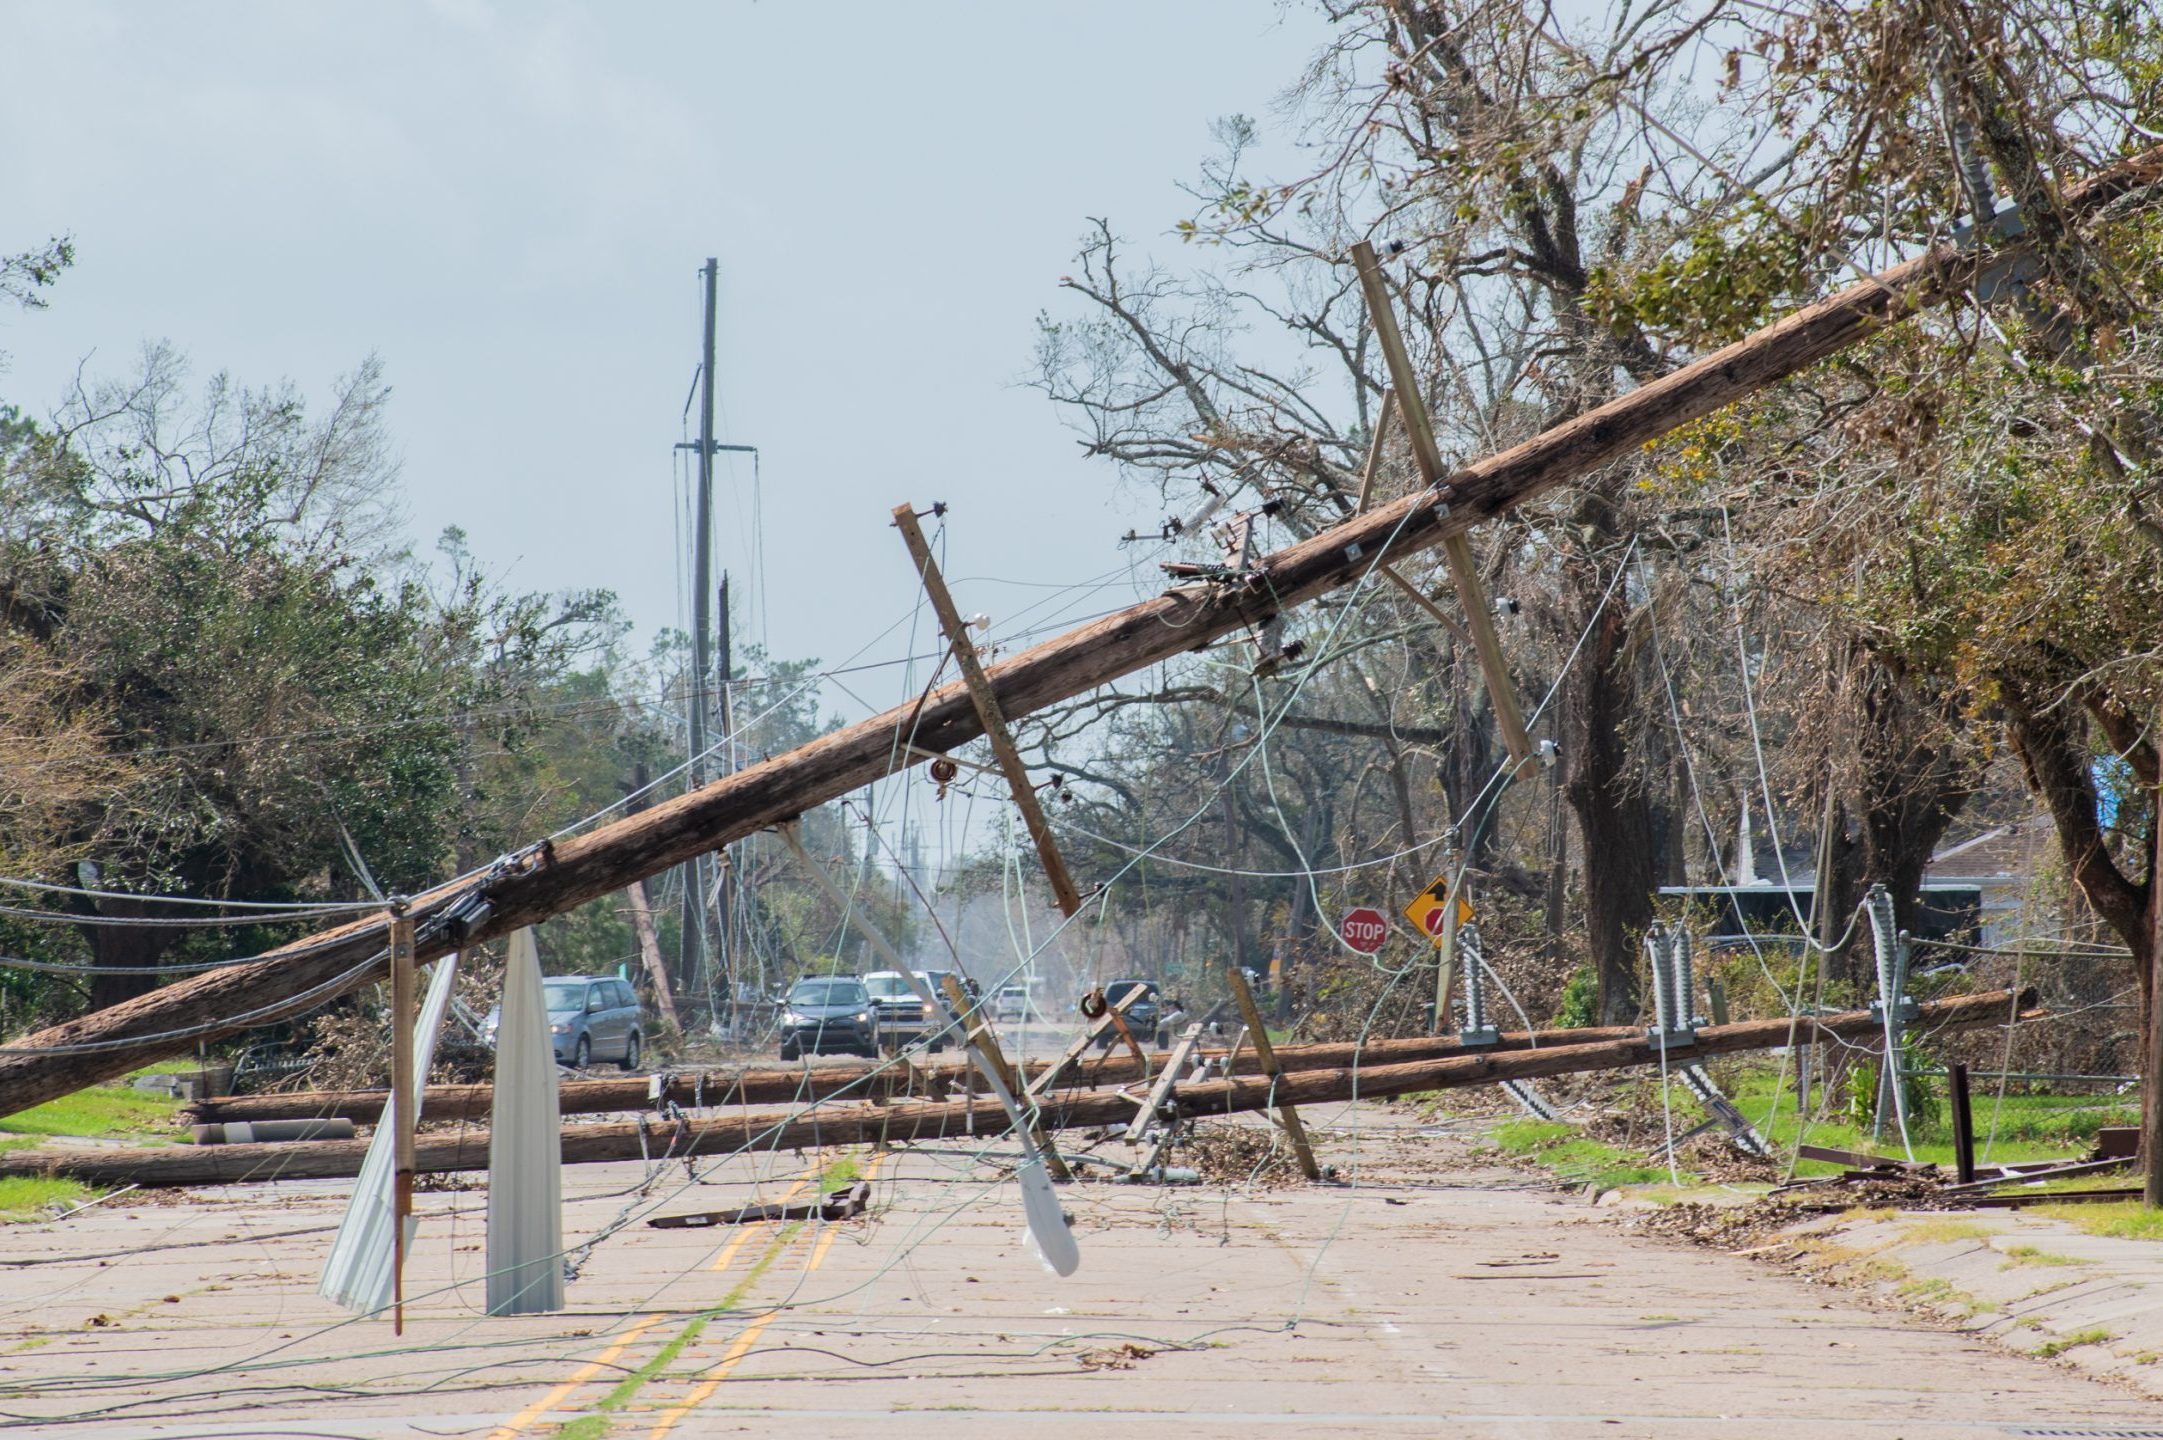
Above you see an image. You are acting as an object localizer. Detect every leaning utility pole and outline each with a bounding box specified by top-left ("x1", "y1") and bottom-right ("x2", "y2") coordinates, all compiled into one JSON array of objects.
[{"x1": 1, "y1": 142, "x2": 2155, "y2": 1120}]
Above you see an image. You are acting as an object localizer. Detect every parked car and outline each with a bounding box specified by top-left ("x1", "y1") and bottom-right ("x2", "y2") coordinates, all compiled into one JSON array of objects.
[
  {"x1": 993, "y1": 982, "x2": 1030, "y2": 1023},
  {"x1": 778, "y1": 976, "x2": 882, "y2": 1060},
  {"x1": 482, "y1": 975, "x2": 646, "y2": 1071},
  {"x1": 1089, "y1": 978, "x2": 1163, "y2": 1049},
  {"x1": 862, "y1": 971, "x2": 956, "y2": 1053}
]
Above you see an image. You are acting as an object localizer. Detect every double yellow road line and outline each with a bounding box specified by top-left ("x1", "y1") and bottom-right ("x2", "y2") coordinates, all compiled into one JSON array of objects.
[
  {"x1": 484, "y1": 1311, "x2": 670, "y2": 1440},
  {"x1": 646, "y1": 1152, "x2": 884, "y2": 1438},
  {"x1": 486, "y1": 1151, "x2": 882, "y2": 1440}
]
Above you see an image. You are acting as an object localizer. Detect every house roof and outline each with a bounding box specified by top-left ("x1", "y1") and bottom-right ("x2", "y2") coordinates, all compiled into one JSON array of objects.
[{"x1": 1926, "y1": 815, "x2": 2054, "y2": 881}]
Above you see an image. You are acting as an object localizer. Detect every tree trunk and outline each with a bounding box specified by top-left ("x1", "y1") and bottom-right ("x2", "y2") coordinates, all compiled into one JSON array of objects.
[
  {"x1": 1561, "y1": 517, "x2": 1657, "y2": 1026},
  {"x1": 1852, "y1": 657, "x2": 1975, "y2": 948},
  {"x1": 2147, "y1": 807, "x2": 2163, "y2": 1207},
  {"x1": 2006, "y1": 683, "x2": 2157, "y2": 1149},
  {"x1": 621, "y1": 879, "x2": 679, "y2": 1033},
  {"x1": 1811, "y1": 793, "x2": 1864, "y2": 990},
  {"x1": 82, "y1": 903, "x2": 174, "y2": 1012}
]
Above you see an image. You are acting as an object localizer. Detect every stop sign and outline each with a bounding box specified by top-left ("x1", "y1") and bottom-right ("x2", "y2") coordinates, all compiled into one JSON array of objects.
[{"x1": 1340, "y1": 907, "x2": 1390, "y2": 953}]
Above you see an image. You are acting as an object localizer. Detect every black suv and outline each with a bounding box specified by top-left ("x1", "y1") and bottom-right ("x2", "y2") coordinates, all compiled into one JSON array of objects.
[{"x1": 1090, "y1": 978, "x2": 1163, "y2": 1049}]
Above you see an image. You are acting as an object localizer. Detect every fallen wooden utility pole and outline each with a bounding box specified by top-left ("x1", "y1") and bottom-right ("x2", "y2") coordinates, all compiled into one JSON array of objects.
[
  {"x1": 649, "y1": 1179, "x2": 872, "y2": 1230},
  {"x1": 894, "y1": 502, "x2": 1086, "y2": 917},
  {"x1": 182, "y1": 1021, "x2": 1665, "y2": 1127},
  {"x1": 4, "y1": 143, "x2": 2156, "y2": 1121},
  {"x1": 6, "y1": 989, "x2": 2027, "y2": 1186},
  {"x1": 1226, "y1": 965, "x2": 1321, "y2": 1180},
  {"x1": 1351, "y1": 238, "x2": 1533, "y2": 765},
  {"x1": 938, "y1": 971, "x2": 1071, "y2": 1180}
]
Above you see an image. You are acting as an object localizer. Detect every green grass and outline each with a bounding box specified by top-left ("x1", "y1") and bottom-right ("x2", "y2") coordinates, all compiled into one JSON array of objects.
[
  {"x1": 1487, "y1": 1120, "x2": 1688, "y2": 1189},
  {"x1": 0, "y1": 1085, "x2": 182, "y2": 1142},
  {"x1": 1901, "y1": 1218, "x2": 1997, "y2": 1245},
  {"x1": 1704, "y1": 1070, "x2": 2132, "y2": 1178},
  {"x1": 1891, "y1": 1273, "x2": 1998, "y2": 1318},
  {"x1": 2030, "y1": 1201, "x2": 2163, "y2": 1241},
  {"x1": 1999, "y1": 1244, "x2": 2091, "y2": 1269},
  {"x1": 819, "y1": 1153, "x2": 864, "y2": 1194},
  {"x1": 0, "y1": 1176, "x2": 93, "y2": 1221},
  {"x1": 2034, "y1": 1326, "x2": 2115, "y2": 1358},
  {"x1": 1981, "y1": 1168, "x2": 2137, "y2": 1198},
  {"x1": 1473, "y1": 1062, "x2": 2136, "y2": 1205}
]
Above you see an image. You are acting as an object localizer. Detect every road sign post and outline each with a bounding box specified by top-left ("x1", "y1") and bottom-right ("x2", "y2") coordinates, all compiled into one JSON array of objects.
[
  {"x1": 1404, "y1": 874, "x2": 1475, "y2": 1037},
  {"x1": 1402, "y1": 876, "x2": 1473, "y2": 941}
]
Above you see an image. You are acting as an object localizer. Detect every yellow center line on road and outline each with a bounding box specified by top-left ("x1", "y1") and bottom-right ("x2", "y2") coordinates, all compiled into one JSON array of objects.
[
  {"x1": 483, "y1": 1156, "x2": 825, "y2": 1440},
  {"x1": 643, "y1": 1151, "x2": 888, "y2": 1440},
  {"x1": 484, "y1": 1311, "x2": 667, "y2": 1440}
]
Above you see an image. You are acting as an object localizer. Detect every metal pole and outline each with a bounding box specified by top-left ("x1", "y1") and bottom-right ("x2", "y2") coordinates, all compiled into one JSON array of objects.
[
  {"x1": 1645, "y1": 923, "x2": 1673, "y2": 1038},
  {"x1": 681, "y1": 258, "x2": 718, "y2": 1016},
  {"x1": 1949, "y1": 1061, "x2": 1976, "y2": 1186}
]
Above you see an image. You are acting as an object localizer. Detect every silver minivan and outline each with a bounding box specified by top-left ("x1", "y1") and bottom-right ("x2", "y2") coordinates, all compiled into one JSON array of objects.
[{"x1": 483, "y1": 975, "x2": 646, "y2": 1071}]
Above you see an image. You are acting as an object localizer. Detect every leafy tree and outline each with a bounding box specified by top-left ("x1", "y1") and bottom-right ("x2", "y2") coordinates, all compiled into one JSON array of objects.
[{"x1": 0, "y1": 348, "x2": 619, "y2": 1009}]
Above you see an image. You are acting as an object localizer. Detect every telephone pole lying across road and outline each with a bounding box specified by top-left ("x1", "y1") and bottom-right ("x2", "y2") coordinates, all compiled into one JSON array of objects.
[
  {"x1": 0, "y1": 989, "x2": 2029, "y2": 1186},
  {"x1": 181, "y1": 1022, "x2": 1661, "y2": 1126},
  {"x1": 0, "y1": 142, "x2": 2155, "y2": 1122}
]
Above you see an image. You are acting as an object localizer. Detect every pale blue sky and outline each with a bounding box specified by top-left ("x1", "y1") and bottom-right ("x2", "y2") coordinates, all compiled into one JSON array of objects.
[{"x1": 1, "y1": 2, "x2": 1332, "y2": 701}]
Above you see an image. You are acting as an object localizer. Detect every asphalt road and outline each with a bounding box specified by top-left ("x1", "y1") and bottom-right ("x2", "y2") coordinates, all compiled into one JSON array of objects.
[{"x1": 0, "y1": 1105, "x2": 2152, "y2": 1438}]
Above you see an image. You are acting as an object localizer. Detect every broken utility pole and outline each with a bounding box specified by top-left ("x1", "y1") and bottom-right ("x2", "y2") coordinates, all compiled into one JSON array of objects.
[
  {"x1": 892, "y1": 502, "x2": 1085, "y2": 917},
  {"x1": 0, "y1": 989, "x2": 2030, "y2": 1187},
  {"x1": 184, "y1": 1020, "x2": 1655, "y2": 1127},
  {"x1": 1, "y1": 143, "x2": 2155, "y2": 1121},
  {"x1": 1226, "y1": 965, "x2": 1321, "y2": 1180},
  {"x1": 1350, "y1": 238, "x2": 1532, "y2": 766},
  {"x1": 780, "y1": 820, "x2": 1072, "y2": 1178},
  {"x1": 622, "y1": 878, "x2": 680, "y2": 1033},
  {"x1": 937, "y1": 971, "x2": 1071, "y2": 1180}
]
